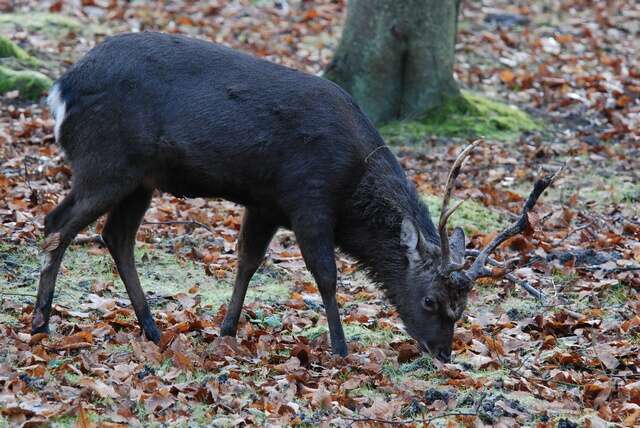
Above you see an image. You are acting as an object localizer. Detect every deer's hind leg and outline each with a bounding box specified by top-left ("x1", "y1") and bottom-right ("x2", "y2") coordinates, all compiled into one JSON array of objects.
[
  {"x1": 32, "y1": 184, "x2": 132, "y2": 335},
  {"x1": 101, "y1": 186, "x2": 159, "y2": 343}
]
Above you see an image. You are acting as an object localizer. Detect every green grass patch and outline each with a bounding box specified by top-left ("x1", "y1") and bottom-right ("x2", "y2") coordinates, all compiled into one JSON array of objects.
[
  {"x1": 64, "y1": 372, "x2": 80, "y2": 386},
  {"x1": 1, "y1": 241, "x2": 291, "y2": 317},
  {"x1": 0, "y1": 65, "x2": 51, "y2": 99},
  {"x1": 0, "y1": 13, "x2": 82, "y2": 37},
  {"x1": 49, "y1": 412, "x2": 101, "y2": 428},
  {"x1": 0, "y1": 312, "x2": 18, "y2": 326},
  {"x1": 300, "y1": 323, "x2": 403, "y2": 345},
  {"x1": 381, "y1": 91, "x2": 540, "y2": 142},
  {"x1": 603, "y1": 282, "x2": 630, "y2": 307},
  {"x1": 350, "y1": 384, "x2": 388, "y2": 400},
  {"x1": 515, "y1": 165, "x2": 640, "y2": 212},
  {"x1": 551, "y1": 269, "x2": 579, "y2": 286},
  {"x1": 0, "y1": 36, "x2": 30, "y2": 61},
  {"x1": 423, "y1": 194, "x2": 506, "y2": 235}
]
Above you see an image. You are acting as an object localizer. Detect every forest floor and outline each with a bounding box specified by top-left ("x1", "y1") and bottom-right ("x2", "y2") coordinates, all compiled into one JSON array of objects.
[{"x1": 1, "y1": 0, "x2": 639, "y2": 427}]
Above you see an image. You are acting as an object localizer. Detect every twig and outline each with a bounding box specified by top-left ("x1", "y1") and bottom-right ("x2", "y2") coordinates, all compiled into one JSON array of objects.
[
  {"x1": 555, "y1": 222, "x2": 593, "y2": 245},
  {"x1": 577, "y1": 265, "x2": 640, "y2": 273},
  {"x1": 0, "y1": 291, "x2": 37, "y2": 298},
  {"x1": 341, "y1": 411, "x2": 477, "y2": 426},
  {"x1": 23, "y1": 162, "x2": 33, "y2": 192},
  {"x1": 504, "y1": 272, "x2": 545, "y2": 301},
  {"x1": 142, "y1": 220, "x2": 212, "y2": 231},
  {"x1": 341, "y1": 392, "x2": 486, "y2": 426},
  {"x1": 590, "y1": 327, "x2": 608, "y2": 374},
  {"x1": 463, "y1": 249, "x2": 545, "y2": 300}
]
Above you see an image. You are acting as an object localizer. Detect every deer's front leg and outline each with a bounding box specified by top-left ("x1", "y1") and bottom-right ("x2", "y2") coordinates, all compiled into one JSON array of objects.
[
  {"x1": 221, "y1": 208, "x2": 277, "y2": 337},
  {"x1": 292, "y1": 212, "x2": 347, "y2": 357}
]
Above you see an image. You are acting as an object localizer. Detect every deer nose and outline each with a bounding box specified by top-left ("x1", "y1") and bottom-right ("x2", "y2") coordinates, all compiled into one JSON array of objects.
[{"x1": 436, "y1": 350, "x2": 451, "y2": 363}]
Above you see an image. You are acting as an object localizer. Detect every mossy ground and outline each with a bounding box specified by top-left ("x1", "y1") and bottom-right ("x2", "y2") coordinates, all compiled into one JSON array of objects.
[
  {"x1": 0, "y1": 65, "x2": 51, "y2": 99},
  {"x1": 0, "y1": 13, "x2": 101, "y2": 99},
  {"x1": 0, "y1": 36, "x2": 31, "y2": 61},
  {"x1": 301, "y1": 323, "x2": 404, "y2": 345},
  {"x1": 0, "y1": 25, "x2": 51, "y2": 99},
  {"x1": 381, "y1": 91, "x2": 540, "y2": 143},
  {"x1": 526, "y1": 162, "x2": 640, "y2": 213},
  {"x1": 0, "y1": 13, "x2": 82, "y2": 38},
  {"x1": 0, "y1": 241, "x2": 290, "y2": 327},
  {"x1": 423, "y1": 194, "x2": 506, "y2": 235}
]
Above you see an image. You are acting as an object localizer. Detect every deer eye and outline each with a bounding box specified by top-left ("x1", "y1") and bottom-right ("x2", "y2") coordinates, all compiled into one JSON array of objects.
[{"x1": 422, "y1": 297, "x2": 436, "y2": 311}]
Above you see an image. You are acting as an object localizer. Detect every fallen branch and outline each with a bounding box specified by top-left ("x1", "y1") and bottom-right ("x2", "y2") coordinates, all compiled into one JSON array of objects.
[
  {"x1": 341, "y1": 413, "x2": 475, "y2": 426},
  {"x1": 142, "y1": 220, "x2": 212, "y2": 231},
  {"x1": 0, "y1": 291, "x2": 37, "y2": 298},
  {"x1": 503, "y1": 272, "x2": 545, "y2": 301},
  {"x1": 340, "y1": 393, "x2": 486, "y2": 426},
  {"x1": 464, "y1": 249, "x2": 546, "y2": 301}
]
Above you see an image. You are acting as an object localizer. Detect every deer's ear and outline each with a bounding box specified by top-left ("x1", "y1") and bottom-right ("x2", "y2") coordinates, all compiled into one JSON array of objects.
[
  {"x1": 449, "y1": 227, "x2": 466, "y2": 266},
  {"x1": 400, "y1": 218, "x2": 420, "y2": 259},
  {"x1": 401, "y1": 218, "x2": 439, "y2": 262}
]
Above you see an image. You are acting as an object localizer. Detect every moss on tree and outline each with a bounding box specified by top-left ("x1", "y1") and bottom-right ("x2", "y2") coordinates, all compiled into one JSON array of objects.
[
  {"x1": 0, "y1": 65, "x2": 51, "y2": 100},
  {"x1": 381, "y1": 91, "x2": 540, "y2": 142}
]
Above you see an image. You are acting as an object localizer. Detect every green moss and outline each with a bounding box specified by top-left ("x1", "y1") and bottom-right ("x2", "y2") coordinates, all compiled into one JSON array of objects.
[
  {"x1": 541, "y1": 169, "x2": 640, "y2": 211},
  {"x1": 49, "y1": 412, "x2": 102, "y2": 428},
  {"x1": 1, "y1": 241, "x2": 291, "y2": 318},
  {"x1": 0, "y1": 13, "x2": 82, "y2": 37},
  {"x1": 64, "y1": 372, "x2": 80, "y2": 385},
  {"x1": 344, "y1": 323, "x2": 403, "y2": 344},
  {"x1": 423, "y1": 194, "x2": 506, "y2": 235},
  {"x1": 604, "y1": 282, "x2": 629, "y2": 307},
  {"x1": 300, "y1": 323, "x2": 403, "y2": 345},
  {"x1": 350, "y1": 385, "x2": 388, "y2": 400},
  {"x1": 105, "y1": 343, "x2": 134, "y2": 354},
  {"x1": 551, "y1": 269, "x2": 579, "y2": 287},
  {"x1": 0, "y1": 312, "x2": 18, "y2": 325},
  {"x1": 381, "y1": 91, "x2": 540, "y2": 142},
  {"x1": 0, "y1": 36, "x2": 30, "y2": 61},
  {"x1": 0, "y1": 65, "x2": 51, "y2": 99}
]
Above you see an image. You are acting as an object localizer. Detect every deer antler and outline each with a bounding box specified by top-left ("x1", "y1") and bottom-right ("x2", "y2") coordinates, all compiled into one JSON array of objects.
[
  {"x1": 437, "y1": 140, "x2": 564, "y2": 299},
  {"x1": 438, "y1": 139, "x2": 482, "y2": 274},
  {"x1": 464, "y1": 164, "x2": 565, "y2": 282}
]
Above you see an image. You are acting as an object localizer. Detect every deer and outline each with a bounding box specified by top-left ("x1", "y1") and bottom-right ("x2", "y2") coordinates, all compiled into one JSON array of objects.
[{"x1": 34, "y1": 32, "x2": 559, "y2": 362}]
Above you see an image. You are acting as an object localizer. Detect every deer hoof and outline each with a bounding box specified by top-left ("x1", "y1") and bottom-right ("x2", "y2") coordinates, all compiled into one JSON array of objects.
[{"x1": 143, "y1": 322, "x2": 161, "y2": 345}]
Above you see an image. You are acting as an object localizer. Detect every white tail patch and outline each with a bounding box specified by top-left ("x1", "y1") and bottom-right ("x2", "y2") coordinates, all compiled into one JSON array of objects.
[{"x1": 47, "y1": 83, "x2": 66, "y2": 142}]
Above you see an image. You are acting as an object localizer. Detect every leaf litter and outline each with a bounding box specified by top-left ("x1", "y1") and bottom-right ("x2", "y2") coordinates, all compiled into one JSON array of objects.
[{"x1": 1, "y1": 0, "x2": 640, "y2": 426}]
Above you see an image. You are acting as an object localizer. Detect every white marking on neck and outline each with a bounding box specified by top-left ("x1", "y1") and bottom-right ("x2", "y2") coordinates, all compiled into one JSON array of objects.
[{"x1": 47, "y1": 83, "x2": 66, "y2": 142}]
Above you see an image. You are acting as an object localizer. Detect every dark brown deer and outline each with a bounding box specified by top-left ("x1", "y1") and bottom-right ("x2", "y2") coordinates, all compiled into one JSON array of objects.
[{"x1": 34, "y1": 32, "x2": 558, "y2": 361}]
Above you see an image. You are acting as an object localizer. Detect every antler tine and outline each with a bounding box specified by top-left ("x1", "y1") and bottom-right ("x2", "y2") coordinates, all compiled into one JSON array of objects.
[
  {"x1": 439, "y1": 139, "x2": 482, "y2": 273},
  {"x1": 465, "y1": 164, "x2": 566, "y2": 281}
]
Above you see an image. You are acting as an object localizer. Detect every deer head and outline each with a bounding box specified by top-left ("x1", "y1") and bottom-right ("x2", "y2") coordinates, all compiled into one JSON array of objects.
[{"x1": 399, "y1": 140, "x2": 562, "y2": 362}]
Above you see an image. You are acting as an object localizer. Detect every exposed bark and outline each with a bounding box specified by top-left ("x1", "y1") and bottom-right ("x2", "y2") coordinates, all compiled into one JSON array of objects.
[{"x1": 325, "y1": 0, "x2": 462, "y2": 124}]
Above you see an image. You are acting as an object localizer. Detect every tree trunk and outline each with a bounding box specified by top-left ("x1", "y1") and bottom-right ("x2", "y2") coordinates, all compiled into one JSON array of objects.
[{"x1": 325, "y1": 0, "x2": 462, "y2": 125}]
